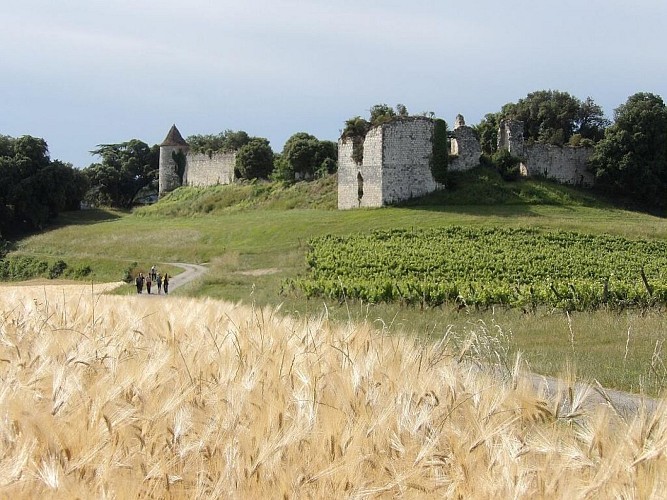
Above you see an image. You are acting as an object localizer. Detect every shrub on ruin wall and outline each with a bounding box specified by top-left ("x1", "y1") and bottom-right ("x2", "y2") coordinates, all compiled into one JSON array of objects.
[
  {"x1": 430, "y1": 119, "x2": 449, "y2": 183},
  {"x1": 491, "y1": 149, "x2": 522, "y2": 181},
  {"x1": 342, "y1": 116, "x2": 370, "y2": 165}
]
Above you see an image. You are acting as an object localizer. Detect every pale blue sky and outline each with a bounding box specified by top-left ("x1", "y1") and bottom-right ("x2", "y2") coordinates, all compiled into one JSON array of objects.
[{"x1": 1, "y1": 0, "x2": 665, "y2": 168}]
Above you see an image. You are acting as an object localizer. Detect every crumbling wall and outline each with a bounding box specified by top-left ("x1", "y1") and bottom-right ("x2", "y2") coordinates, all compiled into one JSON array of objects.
[
  {"x1": 337, "y1": 128, "x2": 384, "y2": 209},
  {"x1": 184, "y1": 151, "x2": 236, "y2": 187},
  {"x1": 338, "y1": 117, "x2": 437, "y2": 209},
  {"x1": 381, "y1": 118, "x2": 437, "y2": 203},
  {"x1": 523, "y1": 144, "x2": 594, "y2": 186},
  {"x1": 449, "y1": 115, "x2": 481, "y2": 172}
]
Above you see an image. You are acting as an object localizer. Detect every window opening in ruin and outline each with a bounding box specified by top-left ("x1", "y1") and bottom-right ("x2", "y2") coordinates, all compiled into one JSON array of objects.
[{"x1": 357, "y1": 172, "x2": 364, "y2": 205}]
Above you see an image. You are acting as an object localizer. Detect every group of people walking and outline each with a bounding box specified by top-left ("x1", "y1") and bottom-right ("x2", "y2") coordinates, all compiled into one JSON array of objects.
[{"x1": 135, "y1": 265, "x2": 169, "y2": 295}]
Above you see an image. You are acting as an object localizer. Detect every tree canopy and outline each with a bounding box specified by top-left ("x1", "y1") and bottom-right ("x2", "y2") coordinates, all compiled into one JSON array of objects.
[
  {"x1": 275, "y1": 133, "x2": 337, "y2": 181},
  {"x1": 589, "y1": 92, "x2": 667, "y2": 208},
  {"x1": 0, "y1": 135, "x2": 88, "y2": 236},
  {"x1": 83, "y1": 140, "x2": 159, "y2": 208},
  {"x1": 186, "y1": 130, "x2": 251, "y2": 154},
  {"x1": 235, "y1": 138, "x2": 274, "y2": 180}
]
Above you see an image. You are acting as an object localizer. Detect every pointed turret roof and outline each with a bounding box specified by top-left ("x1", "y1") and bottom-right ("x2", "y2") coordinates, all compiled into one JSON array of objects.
[{"x1": 160, "y1": 124, "x2": 189, "y2": 147}]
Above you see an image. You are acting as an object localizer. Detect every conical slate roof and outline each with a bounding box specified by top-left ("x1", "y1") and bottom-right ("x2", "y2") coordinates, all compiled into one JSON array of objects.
[{"x1": 160, "y1": 124, "x2": 189, "y2": 147}]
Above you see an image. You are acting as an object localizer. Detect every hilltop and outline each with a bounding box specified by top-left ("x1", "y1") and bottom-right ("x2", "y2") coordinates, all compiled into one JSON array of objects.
[{"x1": 136, "y1": 166, "x2": 609, "y2": 217}]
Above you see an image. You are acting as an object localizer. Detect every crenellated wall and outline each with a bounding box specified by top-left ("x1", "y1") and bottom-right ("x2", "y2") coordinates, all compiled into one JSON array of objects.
[{"x1": 184, "y1": 151, "x2": 236, "y2": 187}]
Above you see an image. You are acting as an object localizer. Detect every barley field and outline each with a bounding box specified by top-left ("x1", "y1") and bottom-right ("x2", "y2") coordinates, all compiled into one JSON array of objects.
[{"x1": 1, "y1": 283, "x2": 666, "y2": 498}]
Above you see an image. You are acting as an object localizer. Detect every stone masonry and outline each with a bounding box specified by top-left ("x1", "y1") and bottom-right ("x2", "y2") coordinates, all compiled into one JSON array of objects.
[
  {"x1": 158, "y1": 125, "x2": 236, "y2": 197},
  {"x1": 338, "y1": 115, "x2": 595, "y2": 209},
  {"x1": 338, "y1": 117, "x2": 438, "y2": 210}
]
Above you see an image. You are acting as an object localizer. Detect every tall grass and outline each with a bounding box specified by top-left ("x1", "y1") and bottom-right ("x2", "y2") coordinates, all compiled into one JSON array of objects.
[{"x1": 0, "y1": 283, "x2": 665, "y2": 497}]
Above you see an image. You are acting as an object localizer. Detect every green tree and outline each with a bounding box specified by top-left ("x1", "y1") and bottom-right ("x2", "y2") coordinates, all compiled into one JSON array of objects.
[
  {"x1": 369, "y1": 103, "x2": 396, "y2": 126},
  {"x1": 499, "y1": 90, "x2": 608, "y2": 146},
  {"x1": 277, "y1": 133, "x2": 338, "y2": 181},
  {"x1": 0, "y1": 135, "x2": 87, "y2": 234},
  {"x1": 575, "y1": 97, "x2": 610, "y2": 142},
  {"x1": 589, "y1": 92, "x2": 667, "y2": 208},
  {"x1": 186, "y1": 130, "x2": 250, "y2": 154},
  {"x1": 235, "y1": 138, "x2": 274, "y2": 180},
  {"x1": 83, "y1": 140, "x2": 158, "y2": 208},
  {"x1": 473, "y1": 113, "x2": 501, "y2": 154}
]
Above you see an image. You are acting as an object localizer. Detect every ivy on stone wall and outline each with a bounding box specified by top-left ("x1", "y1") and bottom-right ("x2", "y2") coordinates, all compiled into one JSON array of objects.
[
  {"x1": 430, "y1": 119, "x2": 449, "y2": 183},
  {"x1": 172, "y1": 150, "x2": 187, "y2": 185}
]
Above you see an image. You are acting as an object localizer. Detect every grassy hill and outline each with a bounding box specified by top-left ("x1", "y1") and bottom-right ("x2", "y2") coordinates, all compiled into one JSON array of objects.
[{"x1": 7, "y1": 169, "x2": 667, "y2": 394}]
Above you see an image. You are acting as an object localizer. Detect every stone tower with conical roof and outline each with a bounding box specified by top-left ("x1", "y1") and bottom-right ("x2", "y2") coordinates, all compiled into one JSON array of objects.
[{"x1": 158, "y1": 124, "x2": 189, "y2": 196}]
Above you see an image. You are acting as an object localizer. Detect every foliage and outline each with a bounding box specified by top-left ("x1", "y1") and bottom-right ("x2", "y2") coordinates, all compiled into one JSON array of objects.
[
  {"x1": 500, "y1": 90, "x2": 608, "y2": 145},
  {"x1": 137, "y1": 175, "x2": 337, "y2": 216},
  {"x1": 0, "y1": 135, "x2": 88, "y2": 235},
  {"x1": 369, "y1": 103, "x2": 396, "y2": 126},
  {"x1": 341, "y1": 116, "x2": 369, "y2": 165},
  {"x1": 404, "y1": 165, "x2": 604, "y2": 207},
  {"x1": 48, "y1": 259, "x2": 68, "y2": 279},
  {"x1": 342, "y1": 105, "x2": 418, "y2": 165},
  {"x1": 473, "y1": 113, "x2": 501, "y2": 154},
  {"x1": 0, "y1": 254, "x2": 87, "y2": 280},
  {"x1": 83, "y1": 140, "x2": 159, "y2": 208},
  {"x1": 577, "y1": 96, "x2": 611, "y2": 142},
  {"x1": 293, "y1": 227, "x2": 667, "y2": 311},
  {"x1": 122, "y1": 261, "x2": 138, "y2": 283},
  {"x1": 490, "y1": 149, "x2": 522, "y2": 181},
  {"x1": 234, "y1": 138, "x2": 275, "y2": 180},
  {"x1": 589, "y1": 92, "x2": 667, "y2": 209},
  {"x1": 276, "y1": 133, "x2": 337, "y2": 181},
  {"x1": 172, "y1": 150, "x2": 187, "y2": 184},
  {"x1": 186, "y1": 130, "x2": 250, "y2": 154},
  {"x1": 430, "y1": 119, "x2": 449, "y2": 183}
]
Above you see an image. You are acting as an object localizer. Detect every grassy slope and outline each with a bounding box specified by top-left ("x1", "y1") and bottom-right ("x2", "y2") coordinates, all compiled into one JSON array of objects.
[{"x1": 9, "y1": 170, "x2": 667, "y2": 394}]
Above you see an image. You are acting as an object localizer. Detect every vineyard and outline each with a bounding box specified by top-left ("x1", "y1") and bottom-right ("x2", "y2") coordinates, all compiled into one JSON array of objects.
[{"x1": 292, "y1": 226, "x2": 667, "y2": 310}]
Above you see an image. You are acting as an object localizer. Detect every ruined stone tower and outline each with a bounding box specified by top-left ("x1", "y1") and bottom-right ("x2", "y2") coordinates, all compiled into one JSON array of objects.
[
  {"x1": 497, "y1": 119, "x2": 525, "y2": 157},
  {"x1": 158, "y1": 125, "x2": 189, "y2": 196},
  {"x1": 449, "y1": 114, "x2": 481, "y2": 171}
]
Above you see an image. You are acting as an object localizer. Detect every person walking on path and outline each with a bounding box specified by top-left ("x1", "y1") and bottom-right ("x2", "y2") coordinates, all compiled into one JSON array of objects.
[
  {"x1": 163, "y1": 273, "x2": 169, "y2": 295},
  {"x1": 146, "y1": 274, "x2": 152, "y2": 294},
  {"x1": 150, "y1": 265, "x2": 157, "y2": 282},
  {"x1": 156, "y1": 273, "x2": 162, "y2": 294},
  {"x1": 135, "y1": 273, "x2": 145, "y2": 294}
]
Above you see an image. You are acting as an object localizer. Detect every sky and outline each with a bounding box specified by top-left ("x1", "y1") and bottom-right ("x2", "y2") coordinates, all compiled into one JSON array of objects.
[{"x1": 1, "y1": 0, "x2": 666, "y2": 168}]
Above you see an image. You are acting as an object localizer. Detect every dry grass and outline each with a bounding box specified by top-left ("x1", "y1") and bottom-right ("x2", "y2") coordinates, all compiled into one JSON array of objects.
[{"x1": 0, "y1": 284, "x2": 666, "y2": 498}]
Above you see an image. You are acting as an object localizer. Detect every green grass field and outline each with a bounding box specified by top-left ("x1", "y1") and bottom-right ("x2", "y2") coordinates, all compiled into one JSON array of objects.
[{"x1": 6, "y1": 171, "x2": 667, "y2": 394}]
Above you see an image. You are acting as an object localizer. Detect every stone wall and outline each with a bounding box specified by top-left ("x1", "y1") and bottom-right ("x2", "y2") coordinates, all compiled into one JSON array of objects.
[
  {"x1": 338, "y1": 117, "x2": 436, "y2": 209},
  {"x1": 449, "y1": 115, "x2": 481, "y2": 172},
  {"x1": 184, "y1": 151, "x2": 236, "y2": 187},
  {"x1": 381, "y1": 118, "x2": 437, "y2": 203},
  {"x1": 523, "y1": 143, "x2": 594, "y2": 186},
  {"x1": 338, "y1": 128, "x2": 384, "y2": 209}
]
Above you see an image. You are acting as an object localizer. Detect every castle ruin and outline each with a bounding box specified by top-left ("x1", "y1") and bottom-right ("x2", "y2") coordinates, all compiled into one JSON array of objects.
[
  {"x1": 158, "y1": 125, "x2": 236, "y2": 197},
  {"x1": 337, "y1": 115, "x2": 594, "y2": 209}
]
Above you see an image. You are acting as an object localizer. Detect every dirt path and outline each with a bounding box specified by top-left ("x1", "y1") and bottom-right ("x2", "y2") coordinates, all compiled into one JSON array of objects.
[
  {"x1": 525, "y1": 372, "x2": 661, "y2": 417},
  {"x1": 167, "y1": 262, "x2": 209, "y2": 291}
]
